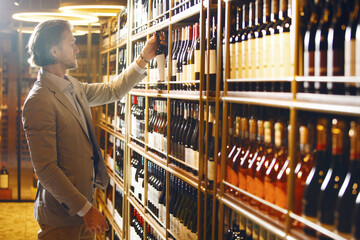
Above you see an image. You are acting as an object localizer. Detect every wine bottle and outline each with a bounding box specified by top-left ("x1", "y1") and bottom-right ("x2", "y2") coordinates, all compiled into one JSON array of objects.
[
  {"x1": 207, "y1": 105, "x2": 216, "y2": 190},
  {"x1": 172, "y1": 29, "x2": 179, "y2": 83},
  {"x1": 318, "y1": 118, "x2": 348, "y2": 239},
  {"x1": 314, "y1": 0, "x2": 333, "y2": 93},
  {"x1": 262, "y1": 0, "x2": 272, "y2": 91},
  {"x1": 194, "y1": 22, "x2": 201, "y2": 86},
  {"x1": 335, "y1": 121, "x2": 360, "y2": 238},
  {"x1": 345, "y1": 0, "x2": 360, "y2": 95},
  {"x1": 269, "y1": 0, "x2": 281, "y2": 84},
  {"x1": 303, "y1": 0, "x2": 323, "y2": 93},
  {"x1": 0, "y1": 162, "x2": 9, "y2": 189},
  {"x1": 327, "y1": 0, "x2": 349, "y2": 95},
  {"x1": 155, "y1": 31, "x2": 168, "y2": 85},
  {"x1": 255, "y1": 0, "x2": 264, "y2": 87},
  {"x1": 187, "y1": 23, "x2": 197, "y2": 89},
  {"x1": 230, "y1": 5, "x2": 240, "y2": 81},
  {"x1": 247, "y1": 0, "x2": 257, "y2": 81},
  {"x1": 208, "y1": 16, "x2": 217, "y2": 92},
  {"x1": 302, "y1": 117, "x2": 331, "y2": 236},
  {"x1": 279, "y1": 0, "x2": 292, "y2": 92},
  {"x1": 241, "y1": 3, "x2": 250, "y2": 86}
]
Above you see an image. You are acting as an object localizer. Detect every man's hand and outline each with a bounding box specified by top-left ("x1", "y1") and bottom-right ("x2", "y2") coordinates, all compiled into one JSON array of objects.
[
  {"x1": 83, "y1": 206, "x2": 109, "y2": 234},
  {"x1": 141, "y1": 33, "x2": 167, "y2": 62}
]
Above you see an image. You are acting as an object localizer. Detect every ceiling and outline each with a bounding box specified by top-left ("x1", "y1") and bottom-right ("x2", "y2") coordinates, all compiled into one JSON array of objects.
[{"x1": 0, "y1": 0, "x2": 123, "y2": 34}]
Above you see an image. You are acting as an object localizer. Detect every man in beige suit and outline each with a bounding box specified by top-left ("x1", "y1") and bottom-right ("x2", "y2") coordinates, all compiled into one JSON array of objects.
[{"x1": 22, "y1": 20, "x2": 161, "y2": 240}]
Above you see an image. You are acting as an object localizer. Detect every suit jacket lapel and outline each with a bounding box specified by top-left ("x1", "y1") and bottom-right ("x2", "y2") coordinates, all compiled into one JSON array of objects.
[{"x1": 40, "y1": 75, "x2": 91, "y2": 141}]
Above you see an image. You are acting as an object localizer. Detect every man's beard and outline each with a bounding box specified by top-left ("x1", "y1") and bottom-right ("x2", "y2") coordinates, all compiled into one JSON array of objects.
[{"x1": 66, "y1": 59, "x2": 78, "y2": 70}]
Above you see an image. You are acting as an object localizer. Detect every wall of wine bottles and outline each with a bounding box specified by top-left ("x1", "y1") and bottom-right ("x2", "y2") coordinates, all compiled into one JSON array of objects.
[{"x1": 95, "y1": 0, "x2": 360, "y2": 240}]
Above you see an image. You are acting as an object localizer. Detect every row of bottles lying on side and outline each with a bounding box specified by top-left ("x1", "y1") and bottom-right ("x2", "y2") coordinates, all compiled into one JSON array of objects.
[
  {"x1": 130, "y1": 206, "x2": 164, "y2": 240},
  {"x1": 220, "y1": 103, "x2": 360, "y2": 239},
  {"x1": 302, "y1": 0, "x2": 360, "y2": 95}
]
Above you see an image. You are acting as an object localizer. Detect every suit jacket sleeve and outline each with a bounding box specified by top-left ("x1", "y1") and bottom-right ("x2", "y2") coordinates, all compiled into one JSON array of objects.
[
  {"x1": 22, "y1": 95, "x2": 88, "y2": 217},
  {"x1": 79, "y1": 61, "x2": 146, "y2": 107}
]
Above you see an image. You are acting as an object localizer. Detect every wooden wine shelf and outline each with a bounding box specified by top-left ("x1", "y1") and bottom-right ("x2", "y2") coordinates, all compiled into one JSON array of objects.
[
  {"x1": 288, "y1": 213, "x2": 348, "y2": 240},
  {"x1": 294, "y1": 94, "x2": 360, "y2": 116},
  {"x1": 99, "y1": 122, "x2": 126, "y2": 142},
  {"x1": 145, "y1": 149, "x2": 167, "y2": 170},
  {"x1": 167, "y1": 163, "x2": 199, "y2": 189},
  {"x1": 222, "y1": 95, "x2": 293, "y2": 108},
  {"x1": 117, "y1": 38, "x2": 127, "y2": 49},
  {"x1": 111, "y1": 173, "x2": 124, "y2": 193}
]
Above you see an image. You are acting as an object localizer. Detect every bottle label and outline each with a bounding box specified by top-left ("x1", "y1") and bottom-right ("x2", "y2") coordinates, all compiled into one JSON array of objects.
[
  {"x1": 242, "y1": 39, "x2": 249, "y2": 78},
  {"x1": 226, "y1": 165, "x2": 239, "y2": 187},
  {"x1": 193, "y1": 150, "x2": 199, "y2": 169},
  {"x1": 250, "y1": 38, "x2": 257, "y2": 78},
  {"x1": 282, "y1": 32, "x2": 292, "y2": 77},
  {"x1": 230, "y1": 43, "x2": 237, "y2": 79},
  {"x1": 0, "y1": 174, "x2": 8, "y2": 188},
  {"x1": 172, "y1": 59, "x2": 177, "y2": 78},
  {"x1": 264, "y1": 35, "x2": 271, "y2": 77},
  {"x1": 185, "y1": 147, "x2": 193, "y2": 167},
  {"x1": 195, "y1": 50, "x2": 201, "y2": 74},
  {"x1": 189, "y1": 63, "x2": 195, "y2": 81},
  {"x1": 271, "y1": 33, "x2": 281, "y2": 78},
  {"x1": 345, "y1": 38, "x2": 356, "y2": 76},
  {"x1": 157, "y1": 54, "x2": 166, "y2": 82},
  {"x1": 183, "y1": 64, "x2": 188, "y2": 82},
  {"x1": 235, "y1": 41, "x2": 242, "y2": 79},
  {"x1": 208, "y1": 158, "x2": 215, "y2": 181},
  {"x1": 209, "y1": 49, "x2": 216, "y2": 74},
  {"x1": 256, "y1": 37, "x2": 263, "y2": 78}
]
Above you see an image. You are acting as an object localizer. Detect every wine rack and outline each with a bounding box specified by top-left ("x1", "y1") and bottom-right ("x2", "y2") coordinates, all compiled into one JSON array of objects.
[{"x1": 95, "y1": 0, "x2": 360, "y2": 240}]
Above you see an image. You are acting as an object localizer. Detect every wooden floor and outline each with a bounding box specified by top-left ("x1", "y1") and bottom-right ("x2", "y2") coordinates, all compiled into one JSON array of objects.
[{"x1": 0, "y1": 202, "x2": 39, "y2": 240}]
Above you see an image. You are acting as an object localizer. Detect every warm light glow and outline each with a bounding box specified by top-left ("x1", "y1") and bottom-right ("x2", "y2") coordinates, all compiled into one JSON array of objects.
[
  {"x1": 17, "y1": 28, "x2": 100, "y2": 36},
  {"x1": 12, "y1": 12, "x2": 99, "y2": 25},
  {"x1": 59, "y1": 5, "x2": 125, "y2": 17}
]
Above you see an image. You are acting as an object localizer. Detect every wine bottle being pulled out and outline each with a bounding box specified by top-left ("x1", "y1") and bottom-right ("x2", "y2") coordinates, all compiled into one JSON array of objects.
[{"x1": 155, "y1": 31, "x2": 168, "y2": 88}]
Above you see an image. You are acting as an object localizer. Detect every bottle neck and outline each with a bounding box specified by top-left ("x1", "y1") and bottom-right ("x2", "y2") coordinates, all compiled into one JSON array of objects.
[
  {"x1": 263, "y1": 0, "x2": 271, "y2": 23},
  {"x1": 349, "y1": 121, "x2": 360, "y2": 162},
  {"x1": 271, "y1": 0, "x2": 279, "y2": 22},
  {"x1": 331, "y1": 119, "x2": 345, "y2": 155}
]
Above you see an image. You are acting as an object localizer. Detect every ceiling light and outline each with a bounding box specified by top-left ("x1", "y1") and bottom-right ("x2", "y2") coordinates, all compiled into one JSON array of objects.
[
  {"x1": 12, "y1": 12, "x2": 99, "y2": 25},
  {"x1": 17, "y1": 27, "x2": 100, "y2": 35},
  {"x1": 14, "y1": 0, "x2": 22, "y2": 6},
  {"x1": 59, "y1": 2, "x2": 126, "y2": 17}
]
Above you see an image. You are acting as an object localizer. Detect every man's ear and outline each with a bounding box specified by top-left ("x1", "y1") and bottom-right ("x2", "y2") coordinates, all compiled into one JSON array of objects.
[{"x1": 50, "y1": 46, "x2": 57, "y2": 59}]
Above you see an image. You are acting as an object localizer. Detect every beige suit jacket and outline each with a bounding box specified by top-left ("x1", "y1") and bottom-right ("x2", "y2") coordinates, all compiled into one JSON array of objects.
[{"x1": 22, "y1": 62, "x2": 146, "y2": 226}]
